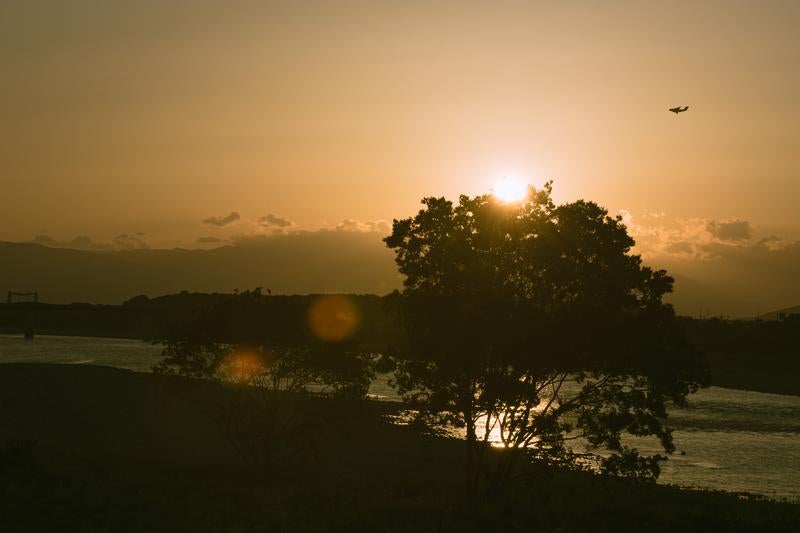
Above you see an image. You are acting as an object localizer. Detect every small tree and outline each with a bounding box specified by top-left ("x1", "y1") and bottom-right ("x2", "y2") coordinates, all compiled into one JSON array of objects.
[
  {"x1": 384, "y1": 183, "x2": 707, "y2": 496},
  {"x1": 154, "y1": 289, "x2": 378, "y2": 398}
]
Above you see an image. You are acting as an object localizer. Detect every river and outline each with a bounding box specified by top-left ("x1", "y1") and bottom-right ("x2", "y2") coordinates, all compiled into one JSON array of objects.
[{"x1": 1, "y1": 333, "x2": 798, "y2": 501}]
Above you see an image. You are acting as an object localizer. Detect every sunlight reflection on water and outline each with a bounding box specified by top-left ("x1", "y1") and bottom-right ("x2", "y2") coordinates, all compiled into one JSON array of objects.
[{"x1": 368, "y1": 374, "x2": 800, "y2": 500}]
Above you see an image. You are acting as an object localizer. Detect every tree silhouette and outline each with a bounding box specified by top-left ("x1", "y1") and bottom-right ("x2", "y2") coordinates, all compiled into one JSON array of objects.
[
  {"x1": 154, "y1": 289, "x2": 378, "y2": 398},
  {"x1": 384, "y1": 182, "x2": 708, "y2": 496}
]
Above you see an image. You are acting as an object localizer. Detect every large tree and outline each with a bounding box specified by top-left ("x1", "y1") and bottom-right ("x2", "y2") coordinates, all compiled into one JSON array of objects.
[{"x1": 384, "y1": 183, "x2": 707, "y2": 495}]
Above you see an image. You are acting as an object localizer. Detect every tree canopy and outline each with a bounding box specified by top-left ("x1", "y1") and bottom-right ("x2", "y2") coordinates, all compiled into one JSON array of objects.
[{"x1": 384, "y1": 183, "x2": 708, "y2": 493}]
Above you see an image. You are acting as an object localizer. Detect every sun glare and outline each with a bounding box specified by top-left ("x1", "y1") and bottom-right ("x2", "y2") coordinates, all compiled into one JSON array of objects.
[{"x1": 492, "y1": 177, "x2": 528, "y2": 203}]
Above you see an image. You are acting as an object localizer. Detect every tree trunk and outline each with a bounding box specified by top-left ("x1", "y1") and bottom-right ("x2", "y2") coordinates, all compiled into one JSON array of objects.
[
  {"x1": 489, "y1": 447, "x2": 522, "y2": 498},
  {"x1": 465, "y1": 406, "x2": 476, "y2": 497},
  {"x1": 463, "y1": 379, "x2": 478, "y2": 498}
]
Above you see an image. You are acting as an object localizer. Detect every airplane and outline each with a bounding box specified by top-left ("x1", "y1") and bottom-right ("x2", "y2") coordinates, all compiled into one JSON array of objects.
[{"x1": 669, "y1": 106, "x2": 689, "y2": 114}]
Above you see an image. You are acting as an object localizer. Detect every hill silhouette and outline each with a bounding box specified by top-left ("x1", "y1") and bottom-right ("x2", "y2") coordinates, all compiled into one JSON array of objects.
[
  {"x1": 2, "y1": 232, "x2": 799, "y2": 316},
  {"x1": 0, "y1": 232, "x2": 400, "y2": 304}
]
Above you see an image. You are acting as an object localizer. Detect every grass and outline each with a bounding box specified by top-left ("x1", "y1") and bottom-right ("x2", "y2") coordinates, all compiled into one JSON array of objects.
[{"x1": 1, "y1": 363, "x2": 799, "y2": 532}]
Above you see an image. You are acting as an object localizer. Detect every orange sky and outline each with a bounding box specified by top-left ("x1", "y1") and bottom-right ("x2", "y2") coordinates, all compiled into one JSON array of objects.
[{"x1": 2, "y1": 0, "x2": 799, "y2": 248}]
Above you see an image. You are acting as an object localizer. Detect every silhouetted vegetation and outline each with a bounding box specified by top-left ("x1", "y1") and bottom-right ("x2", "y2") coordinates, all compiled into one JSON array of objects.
[
  {"x1": 152, "y1": 288, "x2": 388, "y2": 399},
  {"x1": 384, "y1": 184, "x2": 708, "y2": 495}
]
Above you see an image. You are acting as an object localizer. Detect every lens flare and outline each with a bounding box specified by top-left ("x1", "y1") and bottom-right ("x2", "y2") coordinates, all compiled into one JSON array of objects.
[
  {"x1": 224, "y1": 348, "x2": 266, "y2": 383},
  {"x1": 307, "y1": 295, "x2": 360, "y2": 342}
]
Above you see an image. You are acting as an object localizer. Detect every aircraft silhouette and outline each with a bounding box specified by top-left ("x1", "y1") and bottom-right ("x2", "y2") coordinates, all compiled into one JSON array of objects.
[{"x1": 669, "y1": 106, "x2": 689, "y2": 114}]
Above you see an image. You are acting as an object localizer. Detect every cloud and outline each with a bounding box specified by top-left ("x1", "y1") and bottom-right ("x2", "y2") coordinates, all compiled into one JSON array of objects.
[
  {"x1": 226, "y1": 216, "x2": 393, "y2": 246},
  {"x1": 202, "y1": 211, "x2": 240, "y2": 227},
  {"x1": 663, "y1": 241, "x2": 694, "y2": 255},
  {"x1": 113, "y1": 234, "x2": 149, "y2": 250},
  {"x1": 620, "y1": 211, "x2": 764, "y2": 260},
  {"x1": 615, "y1": 210, "x2": 800, "y2": 316},
  {"x1": 755, "y1": 236, "x2": 793, "y2": 251},
  {"x1": 258, "y1": 213, "x2": 294, "y2": 228},
  {"x1": 198, "y1": 213, "x2": 388, "y2": 241},
  {"x1": 707, "y1": 219, "x2": 752, "y2": 242},
  {"x1": 335, "y1": 218, "x2": 391, "y2": 233}
]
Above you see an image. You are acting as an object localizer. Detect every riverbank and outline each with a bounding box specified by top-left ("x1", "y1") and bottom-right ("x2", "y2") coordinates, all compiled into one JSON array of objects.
[{"x1": 1, "y1": 364, "x2": 798, "y2": 531}]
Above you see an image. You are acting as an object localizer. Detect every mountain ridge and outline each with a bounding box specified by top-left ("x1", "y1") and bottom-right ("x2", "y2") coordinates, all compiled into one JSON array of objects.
[{"x1": 2, "y1": 238, "x2": 798, "y2": 318}]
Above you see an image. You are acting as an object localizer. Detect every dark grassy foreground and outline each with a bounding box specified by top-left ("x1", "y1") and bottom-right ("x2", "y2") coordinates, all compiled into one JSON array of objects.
[{"x1": 1, "y1": 364, "x2": 798, "y2": 532}]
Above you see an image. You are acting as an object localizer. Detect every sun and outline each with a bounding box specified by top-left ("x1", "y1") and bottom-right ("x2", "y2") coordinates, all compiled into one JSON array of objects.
[{"x1": 492, "y1": 177, "x2": 528, "y2": 203}]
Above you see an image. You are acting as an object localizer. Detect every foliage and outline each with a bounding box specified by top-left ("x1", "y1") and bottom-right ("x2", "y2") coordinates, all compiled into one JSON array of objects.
[
  {"x1": 384, "y1": 183, "x2": 708, "y2": 494},
  {"x1": 153, "y1": 288, "x2": 379, "y2": 399}
]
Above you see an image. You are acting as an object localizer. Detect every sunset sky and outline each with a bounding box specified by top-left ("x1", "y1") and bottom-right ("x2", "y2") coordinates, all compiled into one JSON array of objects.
[{"x1": 2, "y1": 1, "x2": 799, "y2": 253}]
